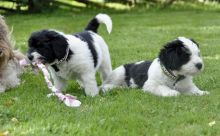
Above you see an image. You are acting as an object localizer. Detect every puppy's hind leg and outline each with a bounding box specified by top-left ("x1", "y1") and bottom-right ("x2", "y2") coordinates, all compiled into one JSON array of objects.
[
  {"x1": 99, "y1": 59, "x2": 112, "y2": 82},
  {"x1": 99, "y1": 51, "x2": 112, "y2": 82},
  {"x1": 97, "y1": 37, "x2": 112, "y2": 82},
  {"x1": 101, "y1": 66, "x2": 127, "y2": 92},
  {"x1": 80, "y1": 73, "x2": 99, "y2": 97}
]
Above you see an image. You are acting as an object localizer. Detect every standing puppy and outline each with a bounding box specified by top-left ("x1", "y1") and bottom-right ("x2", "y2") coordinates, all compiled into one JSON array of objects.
[
  {"x1": 27, "y1": 14, "x2": 112, "y2": 96},
  {"x1": 102, "y1": 37, "x2": 209, "y2": 97}
]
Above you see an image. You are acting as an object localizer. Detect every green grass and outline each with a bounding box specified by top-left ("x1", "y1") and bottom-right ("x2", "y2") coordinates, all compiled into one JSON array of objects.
[{"x1": 1, "y1": 9, "x2": 220, "y2": 135}]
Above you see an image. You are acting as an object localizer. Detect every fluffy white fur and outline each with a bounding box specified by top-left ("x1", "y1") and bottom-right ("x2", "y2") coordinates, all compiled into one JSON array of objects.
[
  {"x1": 0, "y1": 15, "x2": 25, "y2": 93},
  {"x1": 142, "y1": 58, "x2": 208, "y2": 96},
  {"x1": 96, "y1": 14, "x2": 112, "y2": 34},
  {"x1": 0, "y1": 59, "x2": 23, "y2": 92},
  {"x1": 48, "y1": 33, "x2": 112, "y2": 96},
  {"x1": 30, "y1": 14, "x2": 112, "y2": 96},
  {"x1": 102, "y1": 37, "x2": 209, "y2": 97}
]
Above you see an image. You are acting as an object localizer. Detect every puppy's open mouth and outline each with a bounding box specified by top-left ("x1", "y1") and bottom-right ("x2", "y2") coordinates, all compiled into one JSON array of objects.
[
  {"x1": 29, "y1": 57, "x2": 46, "y2": 73},
  {"x1": 36, "y1": 57, "x2": 46, "y2": 64}
]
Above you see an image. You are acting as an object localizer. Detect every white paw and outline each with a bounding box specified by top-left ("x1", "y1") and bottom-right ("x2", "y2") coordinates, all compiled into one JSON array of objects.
[
  {"x1": 187, "y1": 90, "x2": 210, "y2": 96},
  {"x1": 197, "y1": 91, "x2": 210, "y2": 96},
  {"x1": 0, "y1": 86, "x2": 6, "y2": 93},
  {"x1": 9, "y1": 78, "x2": 20, "y2": 88},
  {"x1": 101, "y1": 84, "x2": 114, "y2": 93},
  {"x1": 160, "y1": 90, "x2": 180, "y2": 97},
  {"x1": 85, "y1": 89, "x2": 99, "y2": 97},
  {"x1": 184, "y1": 90, "x2": 209, "y2": 96}
]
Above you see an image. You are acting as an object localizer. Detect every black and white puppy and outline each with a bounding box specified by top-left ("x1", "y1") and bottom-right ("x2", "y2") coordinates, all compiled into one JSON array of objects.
[
  {"x1": 102, "y1": 37, "x2": 209, "y2": 97},
  {"x1": 27, "y1": 14, "x2": 113, "y2": 96}
]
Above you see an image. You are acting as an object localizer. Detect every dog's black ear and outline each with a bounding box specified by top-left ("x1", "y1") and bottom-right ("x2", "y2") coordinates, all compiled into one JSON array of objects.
[
  {"x1": 46, "y1": 31, "x2": 69, "y2": 60},
  {"x1": 28, "y1": 31, "x2": 44, "y2": 47},
  {"x1": 179, "y1": 46, "x2": 191, "y2": 54},
  {"x1": 29, "y1": 30, "x2": 52, "y2": 48},
  {"x1": 164, "y1": 40, "x2": 183, "y2": 51},
  {"x1": 159, "y1": 39, "x2": 190, "y2": 70}
]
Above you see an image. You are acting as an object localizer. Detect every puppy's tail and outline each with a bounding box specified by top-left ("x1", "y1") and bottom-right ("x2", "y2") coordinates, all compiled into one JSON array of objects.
[{"x1": 85, "y1": 13, "x2": 112, "y2": 34}]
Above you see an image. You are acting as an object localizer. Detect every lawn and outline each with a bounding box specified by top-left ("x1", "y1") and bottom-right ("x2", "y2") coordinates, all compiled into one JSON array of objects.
[{"x1": 1, "y1": 8, "x2": 220, "y2": 136}]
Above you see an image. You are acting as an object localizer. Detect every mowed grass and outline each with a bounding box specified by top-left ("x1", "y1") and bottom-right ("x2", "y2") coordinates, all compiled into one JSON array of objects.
[{"x1": 1, "y1": 9, "x2": 220, "y2": 135}]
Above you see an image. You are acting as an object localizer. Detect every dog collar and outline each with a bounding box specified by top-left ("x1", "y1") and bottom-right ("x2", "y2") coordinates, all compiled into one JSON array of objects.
[
  {"x1": 160, "y1": 62, "x2": 185, "y2": 85},
  {"x1": 56, "y1": 46, "x2": 70, "y2": 64},
  {"x1": 50, "y1": 46, "x2": 70, "y2": 72}
]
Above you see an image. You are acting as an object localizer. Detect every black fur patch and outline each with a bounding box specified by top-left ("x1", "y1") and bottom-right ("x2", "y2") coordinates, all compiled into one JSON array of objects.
[
  {"x1": 124, "y1": 61, "x2": 152, "y2": 88},
  {"x1": 74, "y1": 31, "x2": 98, "y2": 67},
  {"x1": 85, "y1": 17, "x2": 99, "y2": 33},
  {"x1": 51, "y1": 64, "x2": 59, "y2": 72},
  {"x1": 124, "y1": 63, "x2": 134, "y2": 86},
  {"x1": 159, "y1": 39, "x2": 191, "y2": 71},
  {"x1": 28, "y1": 30, "x2": 73, "y2": 64}
]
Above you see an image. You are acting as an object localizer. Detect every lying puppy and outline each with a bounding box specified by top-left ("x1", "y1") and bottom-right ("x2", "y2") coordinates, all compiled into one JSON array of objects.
[
  {"x1": 27, "y1": 14, "x2": 112, "y2": 96},
  {"x1": 0, "y1": 15, "x2": 25, "y2": 93},
  {"x1": 102, "y1": 37, "x2": 209, "y2": 97}
]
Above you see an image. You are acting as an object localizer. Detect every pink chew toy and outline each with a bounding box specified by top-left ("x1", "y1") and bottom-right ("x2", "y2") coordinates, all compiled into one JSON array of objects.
[{"x1": 20, "y1": 59, "x2": 81, "y2": 107}]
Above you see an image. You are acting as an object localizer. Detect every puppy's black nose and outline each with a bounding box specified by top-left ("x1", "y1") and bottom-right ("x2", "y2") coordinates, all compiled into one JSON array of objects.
[
  {"x1": 195, "y1": 63, "x2": 203, "y2": 70},
  {"x1": 28, "y1": 54, "x2": 33, "y2": 61}
]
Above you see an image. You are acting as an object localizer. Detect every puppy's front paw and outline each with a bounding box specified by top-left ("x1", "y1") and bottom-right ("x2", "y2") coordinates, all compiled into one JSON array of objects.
[
  {"x1": 199, "y1": 91, "x2": 210, "y2": 96},
  {"x1": 86, "y1": 90, "x2": 99, "y2": 97},
  {"x1": 0, "y1": 85, "x2": 6, "y2": 93},
  {"x1": 161, "y1": 90, "x2": 180, "y2": 97},
  {"x1": 101, "y1": 84, "x2": 114, "y2": 93},
  {"x1": 190, "y1": 90, "x2": 209, "y2": 96},
  {"x1": 10, "y1": 78, "x2": 20, "y2": 88},
  {"x1": 85, "y1": 86, "x2": 99, "y2": 97}
]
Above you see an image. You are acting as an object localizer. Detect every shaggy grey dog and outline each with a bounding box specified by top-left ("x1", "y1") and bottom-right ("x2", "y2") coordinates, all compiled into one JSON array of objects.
[{"x1": 0, "y1": 15, "x2": 25, "y2": 93}]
